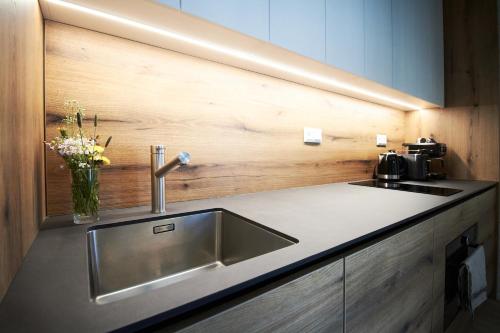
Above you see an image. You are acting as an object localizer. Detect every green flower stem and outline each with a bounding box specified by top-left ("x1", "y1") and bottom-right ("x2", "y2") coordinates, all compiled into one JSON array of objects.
[{"x1": 71, "y1": 168, "x2": 99, "y2": 216}]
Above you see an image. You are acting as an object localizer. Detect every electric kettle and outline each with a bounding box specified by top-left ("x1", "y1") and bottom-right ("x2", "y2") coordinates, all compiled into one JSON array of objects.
[{"x1": 377, "y1": 150, "x2": 407, "y2": 180}]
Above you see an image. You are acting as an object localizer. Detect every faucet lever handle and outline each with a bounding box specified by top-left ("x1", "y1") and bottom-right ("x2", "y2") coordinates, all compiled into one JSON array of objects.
[{"x1": 178, "y1": 152, "x2": 191, "y2": 165}]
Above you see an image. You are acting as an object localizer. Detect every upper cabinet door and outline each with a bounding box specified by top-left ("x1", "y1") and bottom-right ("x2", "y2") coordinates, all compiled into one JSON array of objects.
[
  {"x1": 422, "y1": 0, "x2": 444, "y2": 106},
  {"x1": 364, "y1": 0, "x2": 392, "y2": 87},
  {"x1": 182, "y1": 0, "x2": 270, "y2": 41},
  {"x1": 393, "y1": 0, "x2": 444, "y2": 106},
  {"x1": 155, "y1": 0, "x2": 180, "y2": 10},
  {"x1": 325, "y1": 0, "x2": 365, "y2": 76},
  {"x1": 270, "y1": 0, "x2": 326, "y2": 62}
]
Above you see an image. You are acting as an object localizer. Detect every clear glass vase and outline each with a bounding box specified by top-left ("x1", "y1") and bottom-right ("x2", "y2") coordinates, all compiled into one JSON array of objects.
[{"x1": 71, "y1": 167, "x2": 100, "y2": 224}]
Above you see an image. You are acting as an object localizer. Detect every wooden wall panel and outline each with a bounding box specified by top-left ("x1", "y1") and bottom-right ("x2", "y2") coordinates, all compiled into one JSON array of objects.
[
  {"x1": 45, "y1": 21, "x2": 406, "y2": 216},
  {"x1": 405, "y1": 106, "x2": 499, "y2": 181},
  {"x1": 405, "y1": 0, "x2": 499, "y2": 181},
  {"x1": 0, "y1": 0, "x2": 44, "y2": 301}
]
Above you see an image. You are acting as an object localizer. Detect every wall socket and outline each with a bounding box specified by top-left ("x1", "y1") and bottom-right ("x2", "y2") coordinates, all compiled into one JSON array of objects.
[
  {"x1": 376, "y1": 134, "x2": 387, "y2": 147},
  {"x1": 304, "y1": 127, "x2": 322, "y2": 144}
]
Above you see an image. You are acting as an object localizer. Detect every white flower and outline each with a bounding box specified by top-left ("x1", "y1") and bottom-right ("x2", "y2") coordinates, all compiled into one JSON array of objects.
[{"x1": 49, "y1": 136, "x2": 96, "y2": 157}]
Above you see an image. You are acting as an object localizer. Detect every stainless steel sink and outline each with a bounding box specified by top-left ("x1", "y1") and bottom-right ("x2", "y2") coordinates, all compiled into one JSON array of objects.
[{"x1": 87, "y1": 209, "x2": 297, "y2": 304}]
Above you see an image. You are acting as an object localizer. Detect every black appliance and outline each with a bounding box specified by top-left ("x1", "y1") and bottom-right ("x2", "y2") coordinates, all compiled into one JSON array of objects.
[
  {"x1": 376, "y1": 150, "x2": 407, "y2": 180},
  {"x1": 401, "y1": 153, "x2": 428, "y2": 181},
  {"x1": 402, "y1": 138, "x2": 447, "y2": 180},
  {"x1": 349, "y1": 180, "x2": 462, "y2": 197},
  {"x1": 403, "y1": 137, "x2": 447, "y2": 157},
  {"x1": 444, "y1": 225, "x2": 478, "y2": 330}
]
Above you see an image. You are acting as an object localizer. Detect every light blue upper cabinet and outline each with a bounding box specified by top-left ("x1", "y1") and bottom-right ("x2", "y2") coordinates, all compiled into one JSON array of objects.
[
  {"x1": 156, "y1": 0, "x2": 180, "y2": 10},
  {"x1": 325, "y1": 0, "x2": 365, "y2": 76},
  {"x1": 174, "y1": 0, "x2": 443, "y2": 106},
  {"x1": 422, "y1": 0, "x2": 444, "y2": 106},
  {"x1": 269, "y1": 0, "x2": 326, "y2": 62},
  {"x1": 393, "y1": 0, "x2": 444, "y2": 106},
  {"x1": 364, "y1": 0, "x2": 392, "y2": 87},
  {"x1": 181, "y1": 0, "x2": 270, "y2": 41}
]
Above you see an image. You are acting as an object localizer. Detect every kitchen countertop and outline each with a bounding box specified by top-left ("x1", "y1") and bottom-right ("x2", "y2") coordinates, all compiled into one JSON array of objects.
[{"x1": 0, "y1": 180, "x2": 496, "y2": 332}]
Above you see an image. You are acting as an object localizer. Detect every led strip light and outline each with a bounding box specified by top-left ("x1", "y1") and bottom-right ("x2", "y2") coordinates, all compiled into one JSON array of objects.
[{"x1": 47, "y1": 0, "x2": 423, "y2": 110}]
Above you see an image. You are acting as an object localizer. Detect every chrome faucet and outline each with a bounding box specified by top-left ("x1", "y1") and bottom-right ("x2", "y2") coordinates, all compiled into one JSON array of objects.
[{"x1": 151, "y1": 145, "x2": 191, "y2": 213}]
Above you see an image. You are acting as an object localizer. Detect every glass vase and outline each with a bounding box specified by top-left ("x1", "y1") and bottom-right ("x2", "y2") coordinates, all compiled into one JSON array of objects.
[{"x1": 71, "y1": 167, "x2": 100, "y2": 224}]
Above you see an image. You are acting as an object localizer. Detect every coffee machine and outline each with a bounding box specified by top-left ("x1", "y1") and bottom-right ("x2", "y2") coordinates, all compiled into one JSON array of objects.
[{"x1": 402, "y1": 138, "x2": 447, "y2": 180}]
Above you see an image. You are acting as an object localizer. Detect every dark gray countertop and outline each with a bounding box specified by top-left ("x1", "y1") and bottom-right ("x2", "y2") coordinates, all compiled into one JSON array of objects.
[{"x1": 0, "y1": 179, "x2": 496, "y2": 332}]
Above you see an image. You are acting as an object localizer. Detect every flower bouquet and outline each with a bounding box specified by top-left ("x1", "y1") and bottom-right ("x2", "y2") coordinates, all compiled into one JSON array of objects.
[{"x1": 46, "y1": 101, "x2": 112, "y2": 224}]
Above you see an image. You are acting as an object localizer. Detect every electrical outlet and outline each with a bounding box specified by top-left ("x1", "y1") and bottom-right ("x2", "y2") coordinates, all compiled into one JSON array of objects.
[
  {"x1": 304, "y1": 127, "x2": 322, "y2": 144},
  {"x1": 376, "y1": 134, "x2": 387, "y2": 147}
]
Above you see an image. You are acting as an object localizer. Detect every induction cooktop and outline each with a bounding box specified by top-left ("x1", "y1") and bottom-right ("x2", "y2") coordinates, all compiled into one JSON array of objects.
[{"x1": 349, "y1": 180, "x2": 463, "y2": 197}]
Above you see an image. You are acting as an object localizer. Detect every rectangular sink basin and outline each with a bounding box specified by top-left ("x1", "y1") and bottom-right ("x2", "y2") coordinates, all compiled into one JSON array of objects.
[{"x1": 87, "y1": 209, "x2": 297, "y2": 304}]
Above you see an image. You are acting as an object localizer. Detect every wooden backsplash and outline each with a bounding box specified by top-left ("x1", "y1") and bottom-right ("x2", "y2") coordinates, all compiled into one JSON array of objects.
[
  {"x1": 1, "y1": 0, "x2": 44, "y2": 300},
  {"x1": 45, "y1": 21, "x2": 405, "y2": 216}
]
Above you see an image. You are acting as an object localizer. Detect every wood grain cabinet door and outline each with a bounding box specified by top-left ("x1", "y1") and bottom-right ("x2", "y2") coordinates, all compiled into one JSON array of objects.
[
  {"x1": 179, "y1": 259, "x2": 344, "y2": 333},
  {"x1": 345, "y1": 219, "x2": 435, "y2": 333}
]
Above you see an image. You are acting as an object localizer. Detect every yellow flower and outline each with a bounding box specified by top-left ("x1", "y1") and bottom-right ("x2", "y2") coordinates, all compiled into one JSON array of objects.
[
  {"x1": 101, "y1": 156, "x2": 111, "y2": 165},
  {"x1": 94, "y1": 145, "x2": 104, "y2": 153}
]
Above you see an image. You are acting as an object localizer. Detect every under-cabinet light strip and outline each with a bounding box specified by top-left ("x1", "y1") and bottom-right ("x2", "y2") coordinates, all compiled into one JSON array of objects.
[{"x1": 47, "y1": 0, "x2": 422, "y2": 110}]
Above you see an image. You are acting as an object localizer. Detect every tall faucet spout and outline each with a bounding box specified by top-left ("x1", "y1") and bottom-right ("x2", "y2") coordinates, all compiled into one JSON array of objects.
[
  {"x1": 155, "y1": 151, "x2": 191, "y2": 177},
  {"x1": 150, "y1": 145, "x2": 191, "y2": 214}
]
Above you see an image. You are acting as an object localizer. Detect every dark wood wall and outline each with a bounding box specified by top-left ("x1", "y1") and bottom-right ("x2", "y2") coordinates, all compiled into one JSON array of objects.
[
  {"x1": 405, "y1": 0, "x2": 499, "y2": 181},
  {"x1": 0, "y1": 0, "x2": 45, "y2": 301},
  {"x1": 45, "y1": 21, "x2": 406, "y2": 216}
]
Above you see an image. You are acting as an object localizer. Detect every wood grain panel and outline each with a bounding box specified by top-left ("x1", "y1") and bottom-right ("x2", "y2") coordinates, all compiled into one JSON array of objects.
[
  {"x1": 172, "y1": 259, "x2": 344, "y2": 333},
  {"x1": 405, "y1": 106, "x2": 499, "y2": 181},
  {"x1": 443, "y1": 0, "x2": 499, "y2": 108},
  {"x1": 406, "y1": 0, "x2": 500, "y2": 303},
  {"x1": 432, "y1": 189, "x2": 497, "y2": 332},
  {"x1": 0, "y1": 0, "x2": 44, "y2": 301},
  {"x1": 344, "y1": 218, "x2": 435, "y2": 333},
  {"x1": 405, "y1": 0, "x2": 499, "y2": 181},
  {"x1": 45, "y1": 21, "x2": 406, "y2": 216}
]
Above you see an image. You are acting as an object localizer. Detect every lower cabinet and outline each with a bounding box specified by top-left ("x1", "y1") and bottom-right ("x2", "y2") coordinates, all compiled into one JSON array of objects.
[
  {"x1": 342, "y1": 188, "x2": 496, "y2": 333},
  {"x1": 159, "y1": 188, "x2": 496, "y2": 333},
  {"x1": 431, "y1": 189, "x2": 497, "y2": 332},
  {"x1": 178, "y1": 259, "x2": 344, "y2": 333},
  {"x1": 344, "y1": 218, "x2": 435, "y2": 333}
]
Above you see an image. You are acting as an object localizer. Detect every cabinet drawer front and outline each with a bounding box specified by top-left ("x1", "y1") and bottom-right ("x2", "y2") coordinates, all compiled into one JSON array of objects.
[
  {"x1": 345, "y1": 219, "x2": 434, "y2": 333},
  {"x1": 435, "y1": 188, "x2": 496, "y2": 247},
  {"x1": 180, "y1": 259, "x2": 344, "y2": 333}
]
